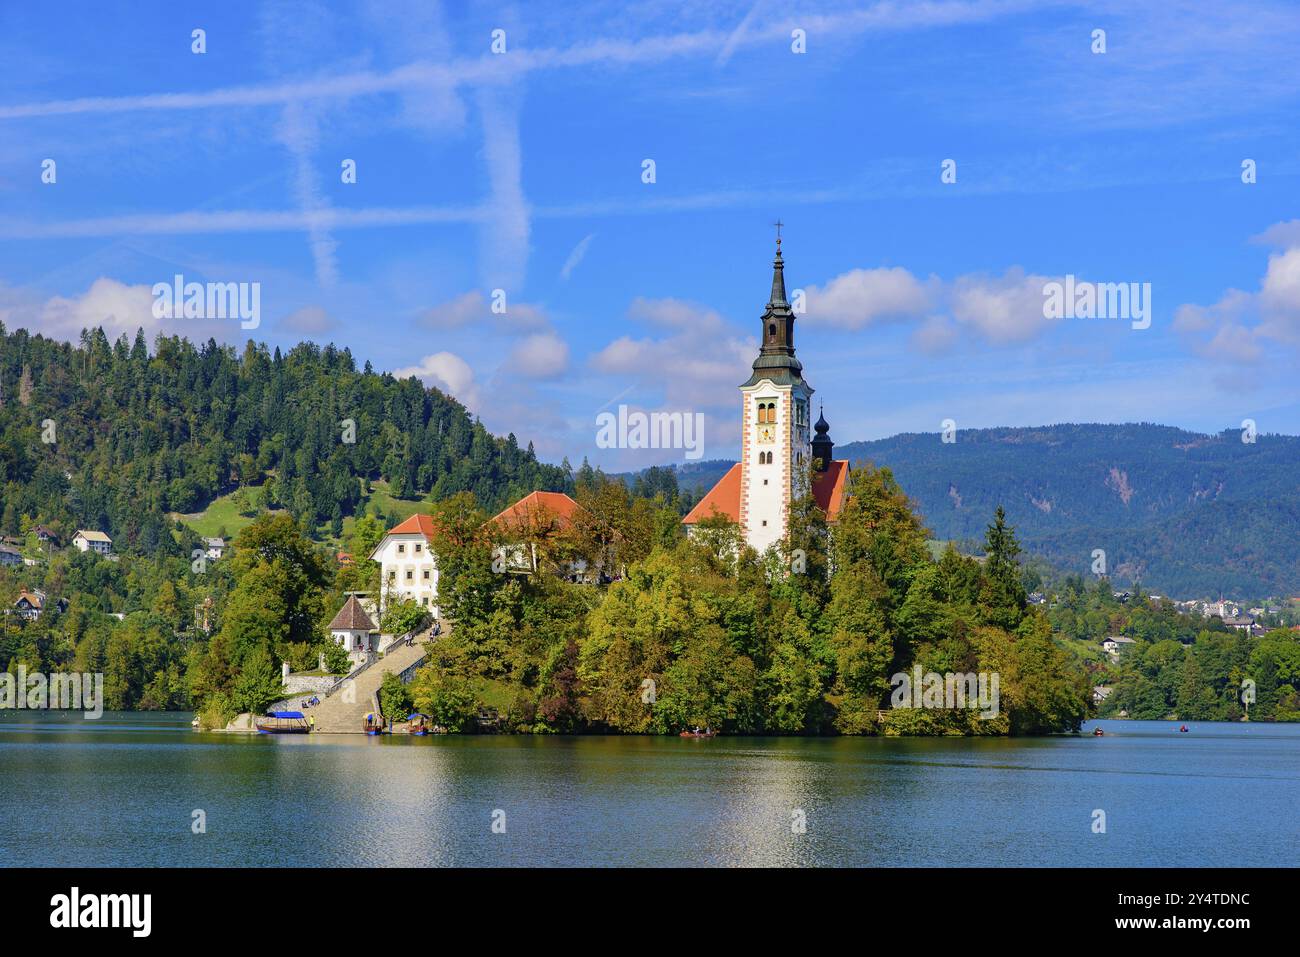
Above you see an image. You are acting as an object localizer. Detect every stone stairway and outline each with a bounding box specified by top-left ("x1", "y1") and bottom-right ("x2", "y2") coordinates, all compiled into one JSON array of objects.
[{"x1": 307, "y1": 634, "x2": 431, "y2": 733}]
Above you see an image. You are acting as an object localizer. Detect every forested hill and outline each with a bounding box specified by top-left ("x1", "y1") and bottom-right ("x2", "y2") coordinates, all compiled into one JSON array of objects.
[
  {"x1": 659, "y1": 424, "x2": 1300, "y2": 599},
  {"x1": 840, "y1": 424, "x2": 1299, "y2": 598},
  {"x1": 0, "y1": 324, "x2": 570, "y2": 547}
]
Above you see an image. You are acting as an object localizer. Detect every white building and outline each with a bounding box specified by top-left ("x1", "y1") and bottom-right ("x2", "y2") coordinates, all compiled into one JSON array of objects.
[
  {"x1": 369, "y1": 514, "x2": 439, "y2": 617},
  {"x1": 683, "y1": 237, "x2": 849, "y2": 550},
  {"x1": 72, "y1": 530, "x2": 112, "y2": 555},
  {"x1": 203, "y1": 537, "x2": 226, "y2": 561},
  {"x1": 1102, "y1": 635, "x2": 1136, "y2": 660},
  {"x1": 329, "y1": 595, "x2": 377, "y2": 664}
]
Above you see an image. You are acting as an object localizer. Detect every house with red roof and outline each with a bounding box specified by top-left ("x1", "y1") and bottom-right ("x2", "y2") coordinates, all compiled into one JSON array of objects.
[
  {"x1": 486, "y1": 490, "x2": 591, "y2": 579},
  {"x1": 683, "y1": 238, "x2": 850, "y2": 550},
  {"x1": 368, "y1": 513, "x2": 440, "y2": 617}
]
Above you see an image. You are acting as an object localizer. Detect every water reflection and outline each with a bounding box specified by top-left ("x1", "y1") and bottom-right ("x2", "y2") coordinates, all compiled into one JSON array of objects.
[{"x1": 3, "y1": 713, "x2": 1297, "y2": 867}]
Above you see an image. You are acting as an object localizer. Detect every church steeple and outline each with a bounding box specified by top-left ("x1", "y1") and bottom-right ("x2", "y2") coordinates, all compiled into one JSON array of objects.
[
  {"x1": 812, "y1": 404, "x2": 834, "y2": 471},
  {"x1": 769, "y1": 231, "x2": 788, "y2": 306},
  {"x1": 742, "y1": 225, "x2": 804, "y2": 387}
]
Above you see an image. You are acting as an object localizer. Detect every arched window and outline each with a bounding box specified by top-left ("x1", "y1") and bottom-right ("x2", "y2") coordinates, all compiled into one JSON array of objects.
[{"x1": 768, "y1": 323, "x2": 776, "y2": 338}]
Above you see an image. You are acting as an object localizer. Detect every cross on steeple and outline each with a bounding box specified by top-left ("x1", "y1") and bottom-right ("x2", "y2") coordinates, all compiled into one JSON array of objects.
[{"x1": 773, "y1": 219, "x2": 783, "y2": 249}]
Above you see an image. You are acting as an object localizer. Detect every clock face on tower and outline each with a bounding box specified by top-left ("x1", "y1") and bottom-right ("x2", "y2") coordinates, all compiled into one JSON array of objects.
[{"x1": 758, "y1": 424, "x2": 775, "y2": 444}]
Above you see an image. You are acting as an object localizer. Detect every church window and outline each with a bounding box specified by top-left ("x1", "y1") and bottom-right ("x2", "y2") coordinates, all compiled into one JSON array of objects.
[{"x1": 769, "y1": 323, "x2": 776, "y2": 338}]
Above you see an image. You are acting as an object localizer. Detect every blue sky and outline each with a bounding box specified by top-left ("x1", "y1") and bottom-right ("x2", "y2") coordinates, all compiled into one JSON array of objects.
[{"x1": 2, "y1": 0, "x2": 1299, "y2": 469}]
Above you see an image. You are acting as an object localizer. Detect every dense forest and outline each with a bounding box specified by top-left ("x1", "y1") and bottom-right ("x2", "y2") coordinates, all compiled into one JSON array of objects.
[{"x1": 0, "y1": 322, "x2": 571, "y2": 547}]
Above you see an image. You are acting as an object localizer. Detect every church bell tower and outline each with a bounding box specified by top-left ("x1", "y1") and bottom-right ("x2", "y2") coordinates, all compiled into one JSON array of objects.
[{"x1": 738, "y1": 227, "x2": 813, "y2": 553}]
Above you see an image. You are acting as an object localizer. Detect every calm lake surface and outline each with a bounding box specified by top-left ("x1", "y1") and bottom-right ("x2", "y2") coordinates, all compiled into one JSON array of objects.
[{"x1": 2, "y1": 712, "x2": 1297, "y2": 867}]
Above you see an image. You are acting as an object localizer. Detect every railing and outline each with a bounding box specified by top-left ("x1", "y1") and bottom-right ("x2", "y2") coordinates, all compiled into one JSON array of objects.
[{"x1": 396, "y1": 654, "x2": 427, "y2": 685}]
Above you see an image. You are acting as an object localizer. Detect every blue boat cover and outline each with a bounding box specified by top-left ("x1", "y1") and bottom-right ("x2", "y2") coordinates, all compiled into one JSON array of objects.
[
  {"x1": 407, "y1": 712, "x2": 429, "y2": 720},
  {"x1": 269, "y1": 711, "x2": 305, "y2": 718}
]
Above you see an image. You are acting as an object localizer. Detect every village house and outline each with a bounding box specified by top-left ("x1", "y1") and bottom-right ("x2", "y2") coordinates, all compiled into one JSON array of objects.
[
  {"x1": 1102, "y1": 635, "x2": 1136, "y2": 660},
  {"x1": 13, "y1": 589, "x2": 45, "y2": 621},
  {"x1": 369, "y1": 514, "x2": 439, "y2": 617},
  {"x1": 487, "y1": 490, "x2": 589, "y2": 579},
  {"x1": 0, "y1": 544, "x2": 22, "y2": 567},
  {"x1": 72, "y1": 530, "x2": 112, "y2": 555},
  {"x1": 31, "y1": 525, "x2": 57, "y2": 545},
  {"x1": 329, "y1": 594, "x2": 378, "y2": 664},
  {"x1": 202, "y1": 537, "x2": 225, "y2": 561},
  {"x1": 1092, "y1": 686, "x2": 1112, "y2": 705}
]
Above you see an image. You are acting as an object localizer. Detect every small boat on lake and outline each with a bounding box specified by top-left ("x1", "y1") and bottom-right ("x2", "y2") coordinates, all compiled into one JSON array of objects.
[
  {"x1": 363, "y1": 712, "x2": 385, "y2": 735},
  {"x1": 1092, "y1": 727, "x2": 1105, "y2": 736},
  {"x1": 1178, "y1": 724, "x2": 1190, "y2": 733},
  {"x1": 679, "y1": 729, "x2": 717, "y2": 738},
  {"x1": 407, "y1": 712, "x2": 432, "y2": 735},
  {"x1": 256, "y1": 711, "x2": 311, "y2": 734}
]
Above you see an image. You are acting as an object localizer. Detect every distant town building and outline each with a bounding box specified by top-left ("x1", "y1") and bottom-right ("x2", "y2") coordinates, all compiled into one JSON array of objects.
[
  {"x1": 1102, "y1": 635, "x2": 1136, "y2": 660},
  {"x1": 13, "y1": 589, "x2": 44, "y2": 621},
  {"x1": 1222, "y1": 615, "x2": 1260, "y2": 636},
  {"x1": 1092, "y1": 686, "x2": 1112, "y2": 705},
  {"x1": 0, "y1": 544, "x2": 22, "y2": 567},
  {"x1": 72, "y1": 530, "x2": 112, "y2": 555},
  {"x1": 202, "y1": 537, "x2": 226, "y2": 561}
]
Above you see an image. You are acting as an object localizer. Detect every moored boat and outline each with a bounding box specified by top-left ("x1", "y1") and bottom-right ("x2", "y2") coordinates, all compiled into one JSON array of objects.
[
  {"x1": 363, "y1": 712, "x2": 385, "y2": 735},
  {"x1": 679, "y1": 729, "x2": 716, "y2": 738},
  {"x1": 256, "y1": 710, "x2": 311, "y2": 734},
  {"x1": 407, "y1": 712, "x2": 431, "y2": 735}
]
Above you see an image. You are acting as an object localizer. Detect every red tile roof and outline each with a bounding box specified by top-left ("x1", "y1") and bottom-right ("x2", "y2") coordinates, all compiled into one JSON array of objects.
[
  {"x1": 489, "y1": 491, "x2": 584, "y2": 534},
  {"x1": 682, "y1": 461, "x2": 850, "y2": 525},
  {"x1": 812, "y1": 460, "x2": 850, "y2": 520},
  {"x1": 386, "y1": 513, "x2": 438, "y2": 540},
  {"x1": 682, "y1": 463, "x2": 742, "y2": 524}
]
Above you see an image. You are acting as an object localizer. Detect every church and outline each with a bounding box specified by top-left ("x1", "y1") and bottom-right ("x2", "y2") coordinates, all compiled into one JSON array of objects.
[{"x1": 683, "y1": 235, "x2": 849, "y2": 551}]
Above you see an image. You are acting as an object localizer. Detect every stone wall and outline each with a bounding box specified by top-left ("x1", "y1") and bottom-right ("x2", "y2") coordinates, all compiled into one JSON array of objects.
[{"x1": 284, "y1": 674, "x2": 338, "y2": 696}]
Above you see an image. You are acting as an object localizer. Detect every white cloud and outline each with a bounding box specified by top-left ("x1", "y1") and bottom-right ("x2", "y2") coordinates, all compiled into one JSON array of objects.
[
  {"x1": 392, "y1": 351, "x2": 482, "y2": 410},
  {"x1": 1174, "y1": 232, "x2": 1300, "y2": 363},
  {"x1": 507, "y1": 332, "x2": 570, "y2": 379},
  {"x1": 803, "y1": 267, "x2": 933, "y2": 329},
  {"x1": 279, "y1": 305, "x2": 339, "y2": 335},
  {"x1": 476, "y1": 88, "x2": 530, "y2": 291},
  {"x1": 418, "y1": 289, "x2": 550, "y2": 333},
  {"x1": 560, "y1": 233, "x2": 596, "y2": 281},
  {"x1": 948, "y1": 267, "x2": 1058, "y2": 344},
  {"x1": 38, "y1": 278, "x2": 158, "y2": 340},
  {"x1": 591, "y1": 297, "x2": 753, "y2": 411}
]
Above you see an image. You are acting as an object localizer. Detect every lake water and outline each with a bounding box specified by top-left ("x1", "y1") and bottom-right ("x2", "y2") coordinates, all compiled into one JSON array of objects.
[{"x1": 3, "y1": 712, "x2": 1296, "y2": 867}]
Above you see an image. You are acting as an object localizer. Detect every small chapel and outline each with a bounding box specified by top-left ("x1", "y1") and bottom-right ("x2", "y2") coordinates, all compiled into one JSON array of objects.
[{"x1": 683, "y1": 233, "x2": 849, "y2": 551}]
